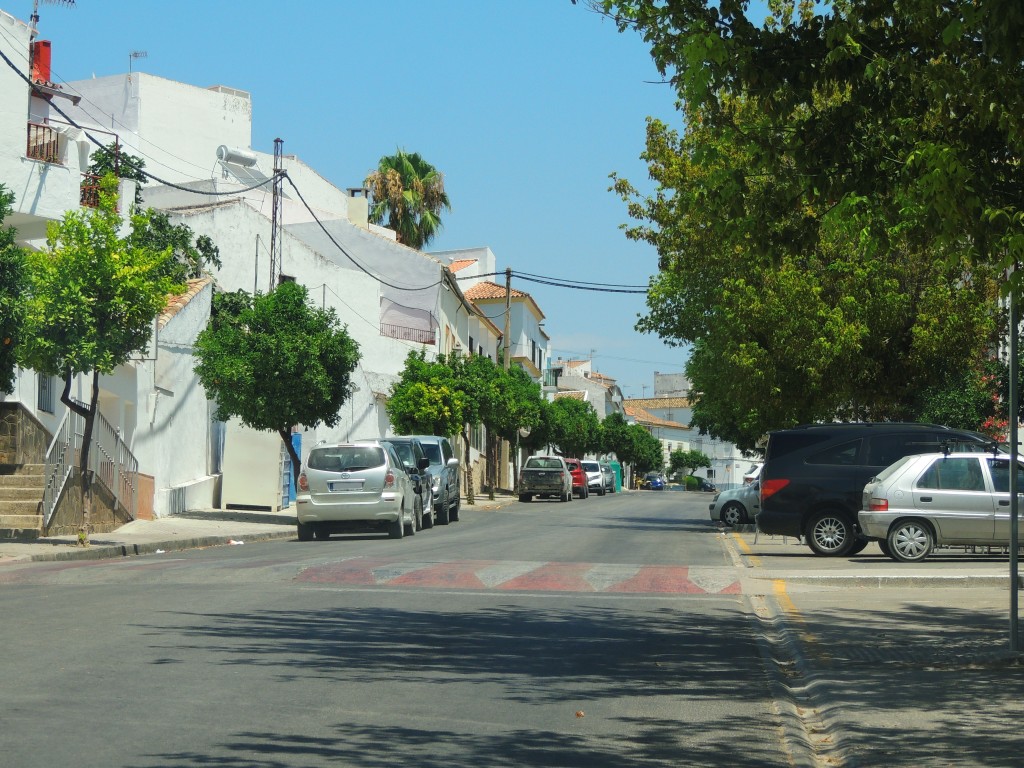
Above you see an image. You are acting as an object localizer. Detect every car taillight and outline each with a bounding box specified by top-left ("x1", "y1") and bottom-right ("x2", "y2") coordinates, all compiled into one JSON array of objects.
[
  {"x1": 760, "y1": 479, "x2": 789, "y2": 500},
  {"x1": 384, "y1": 469, "x2": 396, "y2": 488},
  {"x1": 869, "y1": 498, "x2": 888, "y2": 511},
  {"x1": 298, "y1": 472, "x2": 308, "y2": 492}
]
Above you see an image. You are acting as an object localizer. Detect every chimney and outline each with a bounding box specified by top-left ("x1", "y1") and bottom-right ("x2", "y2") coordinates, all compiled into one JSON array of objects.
[
  {"x1": 347, "y1": 187, "x2": 369, "y2": 229},
  {"x1": 31, "y1": 40, "x2": 52, "y2": 84}
]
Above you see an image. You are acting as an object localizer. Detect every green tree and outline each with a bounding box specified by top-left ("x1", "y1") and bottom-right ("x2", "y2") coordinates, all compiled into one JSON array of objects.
[
  {"x1": 547, "y1": 397, "x2": 601, "y2": 459},
  {"x1": 365, "y1": 149, "x2": 451, "y2": 249},
  {"x1": 612, "y1": 89, "x2": 998, "y2": 449},
  {"x1": 194, "y1": 282, "x2": 361, "y2": 482},
  {"x1": 87, "y1": 143, "x2": 147, "y2": 205},
  {"x1": 669, "y1": 448, "x2": 710, "y2": 480},
  {"x1": 0, "y1": 185, "x2": 26, "y2": 394},
  {"x1": 388, "y1": 350, "x2": 466, "y2": 438},
  {"x1": 626, "y1": 426, "x2": 664, "y2": 475},
  {"x1": 130, "y1": 210, "x2": 222, "y2": 282},
  {"x1": 19, "y1": 175, "x2": 182, "y2": 499}
]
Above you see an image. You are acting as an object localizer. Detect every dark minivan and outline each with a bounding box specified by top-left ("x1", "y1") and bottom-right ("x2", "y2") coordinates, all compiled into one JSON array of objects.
[{"x1": 758, "y1": 423, "x2": 993, "y2": 556}]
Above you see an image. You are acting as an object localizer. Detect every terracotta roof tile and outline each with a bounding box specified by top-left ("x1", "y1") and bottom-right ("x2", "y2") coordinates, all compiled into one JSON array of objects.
[
  {"x1": 625, "y1": 396, "x2": 691, "y2": 409},
  {"x1": 463, "y1": 280, "x2": 529, "y2": 301},
  {"x1": 554, "y1": 390, "x2": 587, "y2": 401},
  {"x1": 158, "y1": 277, "x2": 212, "y2": 330},
  {"x1": 448, "y1": 258, "x2": 477, "y2": 272},
  {"x1": 623, "y1": 402, "x2": 689, "y2": 429}
]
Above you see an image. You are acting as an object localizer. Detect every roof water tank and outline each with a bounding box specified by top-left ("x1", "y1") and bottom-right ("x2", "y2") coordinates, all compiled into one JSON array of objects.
[{"x1": 216, "y1": 145, "x2": 258, "y2": 167}]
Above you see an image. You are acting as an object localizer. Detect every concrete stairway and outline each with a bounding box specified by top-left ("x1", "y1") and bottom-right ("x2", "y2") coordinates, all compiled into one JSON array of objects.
[{"x1": 0, "y1": 464, "x2": 45, "y2": 541}]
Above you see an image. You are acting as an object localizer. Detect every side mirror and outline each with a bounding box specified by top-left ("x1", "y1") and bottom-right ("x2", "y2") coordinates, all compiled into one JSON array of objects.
[
  {"x1": 447, "y1": 457, "x2": 460, "y2": 468},
  {"x1": 418, "y1": 456, "x2": 430, "y2": 471}
]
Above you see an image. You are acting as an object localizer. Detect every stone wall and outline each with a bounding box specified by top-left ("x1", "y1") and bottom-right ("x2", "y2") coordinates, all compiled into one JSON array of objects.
[
  {"x1": 46, "y1": 469, "x2": 133, "y2": 536},
  {"x1": 0, "y1": 403, "x2": 51, "y2": 465}
]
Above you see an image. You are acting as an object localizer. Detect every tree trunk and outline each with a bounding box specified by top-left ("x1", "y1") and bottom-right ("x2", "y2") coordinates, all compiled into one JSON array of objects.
[
  {"x1": 487, "y1": 431, "x2": 497, "y2": 501},
  {"x1": 280, "y1": 428, "x2": 301, "y2": 485},
  {"x1": 461, "y1": 426, "x2": 474, "y2": 505}
]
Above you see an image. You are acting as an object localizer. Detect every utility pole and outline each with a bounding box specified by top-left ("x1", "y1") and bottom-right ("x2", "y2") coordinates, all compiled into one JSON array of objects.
[
  {"x1": 269, "y1": 138, "x2": 283, "y2": 289},
  {"x1": 502, "y1": 267, "x2": 512, "y2": 370}
]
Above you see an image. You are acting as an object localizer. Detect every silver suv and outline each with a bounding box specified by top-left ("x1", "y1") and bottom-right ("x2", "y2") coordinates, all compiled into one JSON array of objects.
[
  {"x1": 581, "y1": 460, "x2": 606, "y2": 496},
  {"x1": 407, "y1": 435, "x2": 461, "y2": 524},
  {"x1": 296, "y1": 442, "x2": 418, "y2": 540}
]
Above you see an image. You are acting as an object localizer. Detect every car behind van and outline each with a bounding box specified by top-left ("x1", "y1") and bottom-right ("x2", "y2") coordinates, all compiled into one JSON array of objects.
[{"x1": 758, "y1": 423, "x2": 993, "y2": 556}]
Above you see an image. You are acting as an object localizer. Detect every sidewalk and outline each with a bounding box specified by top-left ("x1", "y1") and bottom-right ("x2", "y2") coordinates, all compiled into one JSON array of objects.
[{"x1": 0, "y1": 492, "x2": 517, "y2": 564}]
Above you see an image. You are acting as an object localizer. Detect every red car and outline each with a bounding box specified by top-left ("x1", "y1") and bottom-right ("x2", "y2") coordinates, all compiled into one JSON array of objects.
[{"x1": 564, "y1": 459, "x2": 589, "y2": 499}]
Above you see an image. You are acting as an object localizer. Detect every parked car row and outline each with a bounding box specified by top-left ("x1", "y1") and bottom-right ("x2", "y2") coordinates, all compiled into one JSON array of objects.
[
  {"x1": 754, "y1": 422, "x2": 1005, "y2": 560},
  {"x1": 518, "y1": 456, "x2": 616, "y2": 502},
  {"x1": 295, "y1": 435, "x2": 460, "y2": 541}
]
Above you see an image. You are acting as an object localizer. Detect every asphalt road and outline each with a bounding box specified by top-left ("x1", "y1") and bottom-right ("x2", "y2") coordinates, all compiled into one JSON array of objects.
[{"x1": 0, "y1": 490, "x2": 796, "y2": 767}]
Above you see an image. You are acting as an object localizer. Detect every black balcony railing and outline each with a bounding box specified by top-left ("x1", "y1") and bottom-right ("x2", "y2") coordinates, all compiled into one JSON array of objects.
[{"x1": 380, "y1": 323, "x2": 436, "y2": 345}]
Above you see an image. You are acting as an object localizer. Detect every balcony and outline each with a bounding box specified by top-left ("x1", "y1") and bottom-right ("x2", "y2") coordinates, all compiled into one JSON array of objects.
[
  {"x1": 26, "y1": 121, "x2": 61, "y2": 164},
  {"x1": 380, "y1": 323, "x2": 436, "y2": 345}
]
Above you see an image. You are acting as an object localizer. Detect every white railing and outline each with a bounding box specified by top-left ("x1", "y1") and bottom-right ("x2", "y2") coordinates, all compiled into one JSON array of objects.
[{"x1": 42, "y1": 406, "x2": 138, "y2": 528}]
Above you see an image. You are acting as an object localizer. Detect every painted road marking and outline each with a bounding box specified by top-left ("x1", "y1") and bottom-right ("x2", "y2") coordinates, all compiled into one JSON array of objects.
[{"x1": 296, "y1": 557, "x2": 740, "y2": 595}]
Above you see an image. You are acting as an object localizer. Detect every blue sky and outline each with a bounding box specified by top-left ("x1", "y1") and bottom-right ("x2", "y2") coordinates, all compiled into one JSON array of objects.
[{"x1": 25, "y1": 0, "x2": 686, "y2": 397}]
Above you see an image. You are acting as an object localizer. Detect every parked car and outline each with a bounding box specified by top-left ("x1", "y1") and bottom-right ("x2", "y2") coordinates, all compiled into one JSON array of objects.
[
  {"x1": 581, "y1": 460, "x2": 606, "y2": 496},
  {"x1": 709, "y1": 481, "x2": 760, "y2": 526},
  {"x1": 860, "y1": 451, "x2": 1017, "y2": 562},
  {"x1": 600, "y1": 463, "x2": 616, "y2": 494},
  {"x1": 295, "y1": 441, "x2": 418, "y2": 540},
  {"x1": 564, "y1": 459, "x2": 589, "y2": 499},
  {"x1": 642, "y1": 471, "x2": 666, "y2": 490},
  {"x1": 759, "y1": 422, "x2": 994, "y2": 557},
  {"x1": 519, "y1": 455, "x2": 573, "y2": 502},
  {"x1": 693, "y1": 477, "x2": 717, "y2": 492},
  {"x1": 407, "y1": 434, "x2": 461, "y2": 524},
  {"x1": 742, "y1": 462, "x2": 763, "y2": 485},
  {"x1": 381, "y1": 437, "x2": 435, "y2": 529}
]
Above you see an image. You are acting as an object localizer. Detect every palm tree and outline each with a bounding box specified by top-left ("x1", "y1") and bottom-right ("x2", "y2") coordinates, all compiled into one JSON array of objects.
[{"x1": 365, "y1": 150, "x2": 451, "y2": 249}]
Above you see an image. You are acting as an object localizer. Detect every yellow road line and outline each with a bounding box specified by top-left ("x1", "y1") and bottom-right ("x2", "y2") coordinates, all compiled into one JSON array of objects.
[{"x1": 730, "y1": 531, "x2": 761, "y2": 567}]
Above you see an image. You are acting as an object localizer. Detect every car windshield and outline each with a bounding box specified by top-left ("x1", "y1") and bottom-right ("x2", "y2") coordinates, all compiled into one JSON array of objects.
[
  {"x1": 308, "y1": 446, "x2": 385, "y2": 472},
  {"x1": 645, "y1": 472, "x2": 660, "y2": 480},
  {"x1": 527, "y1": 458, "x2": 562, "y2": 469},
  {"x1": 421, "y1": 443, "x2": 442, "y2": 464},
  {"x1": 582, "y1": 462, "x2": 600, "y2": 472},
  {"x1": 386, "y1": 441, "x2": 415, "y2": 466}
]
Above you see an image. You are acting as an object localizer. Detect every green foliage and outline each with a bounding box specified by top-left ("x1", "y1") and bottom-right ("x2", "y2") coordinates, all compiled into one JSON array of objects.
[
  {"x1": 388, "y1": 350, "x2": 466, "y2": 437},
  {"x1": 87, "y1": 143, "x2": 147, "y2": 205},
  {"x1": 0, "y1": 185, "x2": 26, "y2": 394},
  {"x1": 547, "y1": 397, "x2": 601, "y2": 458},
  {"x1": 606, "y1": 46, "x2": 1001, "y2": 449},
  {"x1": 19, "y1": 175, "x2": 183, "y2": 381},
  {"x1": 194, "y1": 282, "x2": 360, "y2": 440},
  {"x1": 628, "y1": 427, "x2": 664, "y2": 474},
  {"x1": 130, "y1": 210, "x2": 222, "y2": 282},
  {"x1": 669, "y1": 448, "x2": 710, "y2": 478},
  {"x1": 365, "y1": 149, "x2": 451, "y2": 249}
]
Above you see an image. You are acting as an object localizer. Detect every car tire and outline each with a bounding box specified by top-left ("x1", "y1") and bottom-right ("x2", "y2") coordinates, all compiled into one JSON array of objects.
[
  {"x1": 846, "y1": 536, "x2": 869, "y2": 556},
  {"x1": 423, "y1": 503, "x2": 434, "y2": 529},
  {"x1": 519, "y1": 493, "x2": 532, "y2": 502},
  {"x1": 405, "y1": 504, "x2": 417, "y2": 536},
  {"x1": 450, "y1": 496, "x2": 460, "y2": 522},
  {"x1": 437, "y1": 491, "x2": 451, "y2": 525},
  {"x1": 720, "y1": 502, "x2": 745, "y2": 527},
  {"x1": 598, "y1": 486, "x2": 606, "y2": 496},
  {"x1": 388, "y1": 512, "x2": 404, "y2": 539},
  {"x1": 806, "y1": 511, "x2": 856, "y2": 556},
  {"x1": 313, "y1": 526, "x2": 330, "y2": 541},
  {"x1": 297, "y1": 521, "x2": 314, "y2": 541},
  {"x1": 877, "y1": 539, "x2": 892, "y2": 558},
  {"x1": 560, "y1": 489, "x2": 569, "y2": 502},
  {"x1": 413, "y1": 497, "x2": 423, "y2": 532},
  {"x1": 887, "y1": 520, "x2": 934, "y2": 562}
]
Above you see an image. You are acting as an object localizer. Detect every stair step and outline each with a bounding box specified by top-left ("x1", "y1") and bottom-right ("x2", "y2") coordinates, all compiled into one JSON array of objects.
[
  {"x1": 0, "y1": 464, "x2": 45, "y2": 476},
  {"x1": 0, "y1": 474, "x2": 45, "y2": 488},
  {"x1": 0, "y1": 513, "x2": 43, "y2": 529},
  {"x1": 0, "y1": 526, "x2": 41, "y2": 541},
  {"x1": 0, "y1": 499, "x2": 42, "y2": 515},
  {"x1": 0, "y1": 486, "x2": 43, "y2": 500}
]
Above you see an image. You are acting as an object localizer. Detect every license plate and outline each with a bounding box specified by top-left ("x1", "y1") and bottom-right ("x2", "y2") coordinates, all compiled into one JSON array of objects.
[{"x1": 328, "y1": 480, "x2": 362, "y2": 492}]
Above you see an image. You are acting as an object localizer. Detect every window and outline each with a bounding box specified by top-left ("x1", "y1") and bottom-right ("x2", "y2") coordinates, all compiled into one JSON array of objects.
[
  {"x1": 469, "y1": 336, "x2": 475, "y2": 356},
  {"x1": 917, "y1": 457, "x2": 986, "y2": 492},
  {"x1": 866, "y1": 433, "x2": 942, "y2": 467},
  {"x1": 987, "y1": 458, "x2": 1024, "y2": 493},
  {"x1": 806, "y1": 439, "x2": 861, "y2": 466},
  {"x1": 37, "y1": 374, "x2": 54, "y2": 413}
]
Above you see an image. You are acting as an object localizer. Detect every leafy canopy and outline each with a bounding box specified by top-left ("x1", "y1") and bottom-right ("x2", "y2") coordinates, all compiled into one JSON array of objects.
[
  {"x1": 0, "y1": 185, "x2": 26, "y2": 394},
  {"x1": 365, "y1": 149, "x2": 451, "y2": 249}
]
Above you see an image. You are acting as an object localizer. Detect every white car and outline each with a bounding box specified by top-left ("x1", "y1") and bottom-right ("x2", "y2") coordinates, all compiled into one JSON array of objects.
[
  {"x1": 709, "y1": 482, "x2": 760, "y2": 526},
  {"x1": 742, "y1": 462, "x2": 763, "y2": 485},
  {"x1": 581, "y1": 460, "x2": 606, "y2": 496},
  {"x1": 295, "y1": 442, "x2": 418, "y2": 541}
]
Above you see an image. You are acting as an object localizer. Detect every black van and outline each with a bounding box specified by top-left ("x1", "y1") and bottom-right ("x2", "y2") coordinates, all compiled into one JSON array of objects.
[{"x1": 758, "y1": 423, "x2": 993, "y2": 556}]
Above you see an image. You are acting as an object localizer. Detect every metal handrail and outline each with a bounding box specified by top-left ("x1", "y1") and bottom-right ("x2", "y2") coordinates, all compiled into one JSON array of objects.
[
  {"x1": 42, "y1": 404, "x2": 138, "y2": 527},
  {"x1": 380, "y1": 322, "x2": 436, "y2": 345}
]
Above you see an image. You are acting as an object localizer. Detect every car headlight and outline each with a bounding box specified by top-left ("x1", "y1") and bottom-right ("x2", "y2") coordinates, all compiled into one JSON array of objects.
[{"x1": 432, "y1": 476, "x2": 441, "y2": 491}]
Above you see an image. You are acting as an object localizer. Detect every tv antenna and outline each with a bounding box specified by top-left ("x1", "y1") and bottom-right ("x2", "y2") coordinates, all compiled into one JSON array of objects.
[
  {"x1": 30, "y1": 0, "x2": 75, "y2": 41},
  {"x1": 128, "y1": 50, "x2": 147, "y2": 81}
]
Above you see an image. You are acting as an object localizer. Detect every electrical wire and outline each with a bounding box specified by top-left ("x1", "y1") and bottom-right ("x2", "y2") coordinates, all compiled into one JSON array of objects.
[{"x1": 454, "y1": 269, "x2": 648, "y2": 294}]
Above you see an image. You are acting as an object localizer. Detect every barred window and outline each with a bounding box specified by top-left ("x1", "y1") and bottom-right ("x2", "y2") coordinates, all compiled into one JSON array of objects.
[{"x1": 37, "y1": 374, "x2": 55, "y2": 413}]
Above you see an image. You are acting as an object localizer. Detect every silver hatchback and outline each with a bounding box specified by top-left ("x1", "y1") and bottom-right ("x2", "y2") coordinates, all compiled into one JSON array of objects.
[
  {"x1": 709, "y1": 481, "x2": 760, "y2": 526},
  {"x1": 860, "y1": 451, "x2": 1018, "y2": 562},
  {"x1": 295, "y1": 442, "x2": 417, "y2": 541}
]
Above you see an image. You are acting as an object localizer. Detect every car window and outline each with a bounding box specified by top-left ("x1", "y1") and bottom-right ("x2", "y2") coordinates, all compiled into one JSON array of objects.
[
  {"x1": 987, "y1": 458, "x2": 1024, "y2": 493},
  {"x1": 421, "y1": 443, "x2": 442, "y2": 464},
  {"x1": 872, "y1": 454, "x2": 917, "y2": 484},
  {"x1": 386, "y1": 441, "x2": 415, "y2": 467},
  {"x1": 527, "y1": 457, "x2": 561, "y2": 469},
  {"x1": 805, "y1": 439, "x2": 861, "y2": 466},
  {"x1": 308, "y1": 446, "x2": 384, "y2": 472},
  {"x1": 917, "y1": 457, "x2": 986, "y2": 491},
  {"x1": 866, "y1": 433, "x2": 943, "y2": 467},
  {"x1": 582, "y1": 462, "x2": 600, "y2": 472},
  {"x1": 441, "y1": 439, "x2": 453, "y2": 462},
  {"x1": 766, "y1": 432, "x2": 832, "y2": 459}
]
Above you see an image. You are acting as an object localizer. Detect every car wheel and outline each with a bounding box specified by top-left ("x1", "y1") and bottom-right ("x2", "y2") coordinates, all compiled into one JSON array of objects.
[
  {"x1": 599, "y1": 486, "x2": 606, "y2": 496},
  {"x1": 405, "y1": 502, "x2": 417, "y2": 536},
  {"x1": 313, "y1": 526, "x2": 331, "y2": 541},
  {"x1": 720, "y1": 502, "x2": 745, "y2": 527},
  {"x1": 413, "y1": 497, "x2": 423, "y2": 532},
  {"x1": 877, "y1": 539, "x2": 892, "y2": 558},
  {"x1": 388, "y1": 511, "x2": 404, "y2": 539},
  {"x1": 846, "y1": 537, "x2": 869, "y2": 556},
  {"x1": 519, "y1": 493, "x2": 532, "y2": 502},
  {"x1": 806, "y1": 511, "x2": 855, "y2": 556},
  {"x1": 422, "y1": 500, "x2": 434, "y2": 529},
  {"x1": 450, "y1": 496, "x2": 460, "y2": 522},
  {"x1": 560, "y1": 489, "x2": 569, "y2": 502},
  {"x1": 437, "y1": 491, "x2": 451, "y2": 525},
  {"x1": 887, "y1": 520, "x2": 934, "y2": 562},
  {"x1": 297, "y1": 521, "x2": 314, "y2": 541}
]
